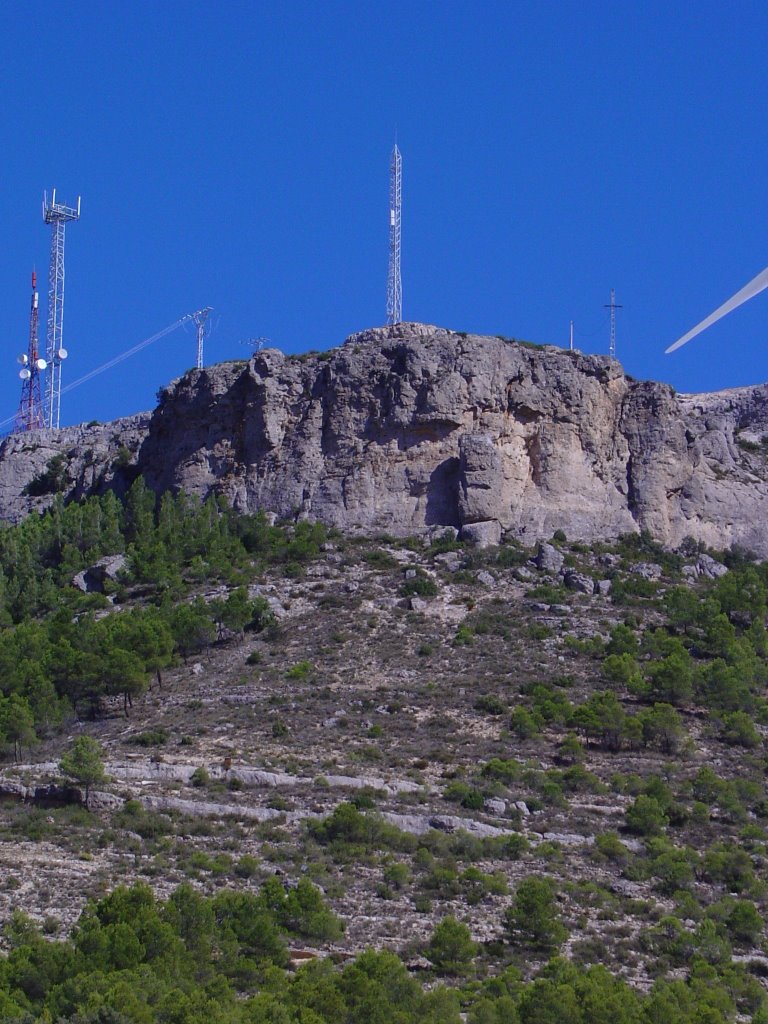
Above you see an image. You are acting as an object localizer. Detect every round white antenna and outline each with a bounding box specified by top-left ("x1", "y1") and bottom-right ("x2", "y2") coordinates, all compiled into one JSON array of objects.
[
  {"x1": 57, "y1": 348, "x2": 68, "y2": 360},
  {"x1": 17, "y1": 354, "x2": 28, "y2": 365},
  {"x1": 35, "y1": 358, "x2": 47, "y2": 371},
  {"x1": 19, "y1": 369, "x2": 30, "y2": 380}
]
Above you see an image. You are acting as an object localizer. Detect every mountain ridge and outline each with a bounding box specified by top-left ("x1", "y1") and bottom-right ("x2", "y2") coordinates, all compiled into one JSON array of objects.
[{"x1": 3, "y1": 322, "x2": 768, "y2": 554}]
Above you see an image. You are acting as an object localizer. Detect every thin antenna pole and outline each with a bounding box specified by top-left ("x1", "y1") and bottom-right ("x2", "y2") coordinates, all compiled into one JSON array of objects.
[
  {"x1": 387, "y1": 144, "x2": 402, "y2": 325},
  {"x1": 569, "y1": 320, "x2": 574, "y2": 351},
  {"x1": 604, "y1": 288, "x2": 622, "y2": 359},
  {"x1": 43, "y1": 190, "x2": 80, "y2": 429}
]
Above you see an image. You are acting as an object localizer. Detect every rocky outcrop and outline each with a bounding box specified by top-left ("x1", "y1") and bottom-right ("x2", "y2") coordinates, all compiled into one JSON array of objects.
[
  {"x1": 72, "y1": 554, "x2": 127, "y2": 593},
  {"x1": 3, "y1": 323, "x2": 768, "y2": 554},
  {"x1": 0, "y1": 413, "x2": 148, "y2": 523}
]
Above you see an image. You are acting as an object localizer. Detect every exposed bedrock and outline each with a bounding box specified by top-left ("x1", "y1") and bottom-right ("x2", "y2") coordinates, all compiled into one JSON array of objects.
[{"x1": 3, "y1": 323, "x2": 768, "y2": 555}]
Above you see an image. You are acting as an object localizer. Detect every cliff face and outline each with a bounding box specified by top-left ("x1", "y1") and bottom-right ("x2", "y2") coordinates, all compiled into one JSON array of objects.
[
  {"x1": 0, "y1": 414, "x2": 149, "y2": 522},
  {"x1": 3, "y1": 323, "x2": 768, "y2": 554}
]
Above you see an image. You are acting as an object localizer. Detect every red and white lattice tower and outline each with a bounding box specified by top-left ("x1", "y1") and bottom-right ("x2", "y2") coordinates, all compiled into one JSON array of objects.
[{"x1": 13, "y1": 271, "x2": 47, "y2": 433}]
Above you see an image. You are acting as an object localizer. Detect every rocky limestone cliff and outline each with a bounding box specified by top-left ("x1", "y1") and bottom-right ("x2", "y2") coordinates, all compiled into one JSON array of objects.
[
  {"x1": 0, "y1": 414, "x2": 149, "y2": 521},
  {"x1": 3, "y1": 323, "x2": 768, "y2": 554}
]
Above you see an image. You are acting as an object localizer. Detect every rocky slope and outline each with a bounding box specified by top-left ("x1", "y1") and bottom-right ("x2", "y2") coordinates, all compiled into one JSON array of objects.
[
  {"x1": 3, "y1": 323, "x2": 768, "y2": 554},
  {"x1": 1, "y1": 534, "x2": 766, "y2": 991}
]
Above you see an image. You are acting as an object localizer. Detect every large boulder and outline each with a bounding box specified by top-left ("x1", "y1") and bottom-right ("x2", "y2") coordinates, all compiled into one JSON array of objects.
[
  {"x1": 461, "y1": 520, "x2": 502, "y2": 548},
  {"x1": 564, "y1": 570, "x2": 595, "y2": 594},
  {"x1": 73, "y1": 554, "x2": 127, "y2": 593},
  {"x1": 536, "y1": 542, "x2": 565, "y2": 574}
]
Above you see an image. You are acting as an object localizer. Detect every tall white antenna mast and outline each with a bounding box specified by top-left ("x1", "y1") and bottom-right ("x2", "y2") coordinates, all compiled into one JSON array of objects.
[
  {"x1": 43, "y1": 189, "x2": 80, "y2": 429},
  {"x1": 569, "y1": 320, "x2": 574, "y2": 351},
  {"x1": 192, "y1": 307, "x2": 212, "y2": 369},
  {"x1": 667, "y1": 264, "x2": 768, "y2": 354},
  {"x1": 387, "y1": 144, "x2": 402, "y2": 325},
  {"x1": 604, "y1": 288, "x2": 622, "y2": 359}
]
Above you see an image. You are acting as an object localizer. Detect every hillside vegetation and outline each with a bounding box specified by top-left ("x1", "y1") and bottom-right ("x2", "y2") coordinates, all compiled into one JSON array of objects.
[{"x1": 2, "y1": 482, "x2": 768, "y2": 1022}]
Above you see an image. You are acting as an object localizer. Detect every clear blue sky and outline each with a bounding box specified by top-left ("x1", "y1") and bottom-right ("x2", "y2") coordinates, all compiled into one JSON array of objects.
[{"x1": 2, "y1": 0, "x2": 768, "y2": 427}]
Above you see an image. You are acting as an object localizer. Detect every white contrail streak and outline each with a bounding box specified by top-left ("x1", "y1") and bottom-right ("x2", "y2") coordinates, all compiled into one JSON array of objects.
[{"x1": 667, "y1": 265, "x2": 768, "y2": 354}]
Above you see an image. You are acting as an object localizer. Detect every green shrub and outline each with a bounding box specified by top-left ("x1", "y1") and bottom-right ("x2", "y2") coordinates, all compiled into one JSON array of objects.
[
  {"x1": 401, "y1": 574, "x2": 439, "y2": 597},
  {"x1": 594, "y1": 831, "x2": 627, "y2": 862},
  {"x1": 130, "y1": 728, "x2": 169, "y2": 747},
  {"x1": 556, "y1": 733, "x2": 585, "y2": 764},
  {"x1": 453, "y1": 624, "x2": 474, "y2": 646},
  {"x1": 505, "y1": 876, "x2": 567, "y2": 952},
  {"x1": 363, "y1": 549, "x2": 400, "y2": 569},
  {"x1": 719, "y1": 711, "x2": 761, "y2": 748},
  {"x1": 638, "y1": 703, "x2": 685, "y2": 753},
  {"x1": 509, "y1": 707, "x2": 541, "y2": 739},
  {"x1": 602, "y1": 653, "x2": 644, "y2": 691},
  {"x1": 606, "y1": 623, "x2": 639, "y2": 657},
  {"x1": 444, "y1": 781, "x2": 485, "y2": 810},
  {"x1": 234, "y1": 855, "x2": 260, "y2": 878},
  {"x1": 383, "y1": 862, "x2": 410, "y2": 890},
  {"x1": 481, "y1": 758, "x2": 522, "y2": 784},
  {"x1": 308, "y1": 802, "x2": 415, "y2": 855},
  {"x1": 190, "y1": 766, "x2": 210, "y2": 788},
  {"x1": 286, "y1": 660, "x2": 313, "y2": 680},
  {"x1": 25, "y1": 454, "x2": 69, "y2": 496},
  {"x1": 625, "y1": 794, "x2": 668, "y2": 836},
  {"x1": 474, "y1": 693, "x2": 506, "y2": 716},
  {"x1": 425, "y1": 915, "x2": 479, "y2": 975}
]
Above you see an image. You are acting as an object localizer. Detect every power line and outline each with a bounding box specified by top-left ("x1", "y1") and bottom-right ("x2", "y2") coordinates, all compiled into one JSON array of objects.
[
  {"x1": 0, "y1": 311, "x2": 202, "y2": 432},
  {"x1": 60, "y1": 315, "x2": 197, "y2": 397}
]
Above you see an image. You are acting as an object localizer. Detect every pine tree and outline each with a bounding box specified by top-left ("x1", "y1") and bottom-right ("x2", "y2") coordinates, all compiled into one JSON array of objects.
[{"x1": 59, "y1": 736, "x2": 106, "y2": 809}]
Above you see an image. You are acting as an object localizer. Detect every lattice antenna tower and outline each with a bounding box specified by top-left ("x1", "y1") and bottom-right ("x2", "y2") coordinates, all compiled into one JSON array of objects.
[
  {"x1": 604, "y1": 288, "x2": 622, "y2": 359},
  {"x1": 43, "y1": 189, "x2": 80, "y2": 429},
  {"x1": 386, "y1": 144, "x2": 402, "y2": 325},
  {"x1": 191, "y1": 307, "x2": 213, "y2": 369},
  {"x1": 13, "y1": 271, "x2": 47, "y2": 432},
  {"x1": 239, "y1": 337, "x2": 269, "y2": 353}
]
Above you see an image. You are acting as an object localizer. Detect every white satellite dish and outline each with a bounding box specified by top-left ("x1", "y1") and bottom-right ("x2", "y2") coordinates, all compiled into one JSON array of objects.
[
  {"x1": 19, "y1": 369, "x2": 30, "y2": 380},
  {"x1": 667, "y1": 264, "x2": 768, "y2": 354},
  {"x1": 17, "y1": 354, "x2": 28, "y2": 365},
  {"x1": 57, "y1": 348, "x2": 68, "y2": 360},
  {"x1": 35, "y1": 358, "x2": 47, "y2": 370}
]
